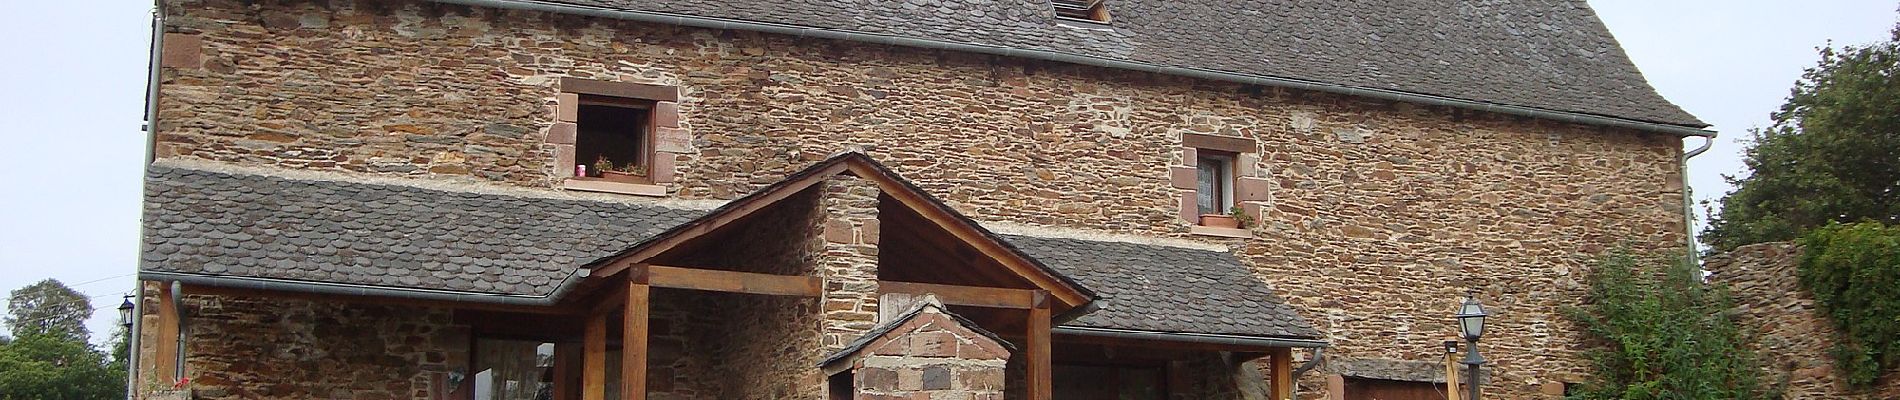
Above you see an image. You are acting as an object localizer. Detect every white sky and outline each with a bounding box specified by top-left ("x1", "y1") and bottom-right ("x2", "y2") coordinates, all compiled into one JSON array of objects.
[{"x1": 0, "y1": 1, "x2": 1892, "y2": 345}]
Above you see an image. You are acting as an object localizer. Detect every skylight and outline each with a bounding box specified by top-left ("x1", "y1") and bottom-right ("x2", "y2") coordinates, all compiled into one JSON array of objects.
[{"x1": 1052, "y1": 0, "x2": 1110, "y2": 23}]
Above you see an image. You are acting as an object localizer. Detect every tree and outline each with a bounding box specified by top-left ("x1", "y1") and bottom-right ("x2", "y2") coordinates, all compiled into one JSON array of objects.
[
  {"x1": 3, "y1": 279, "x2": 93, "y2": 341},
  {"x1": 1797, "y1": 222, "x2": 1900, "y2": 388},
  {"x1": 1566, "y1": 250, "x2": 1777, "y2": 399},
  {"x1": 0, "y1": 333, "x2": 125, "y2": 400},
  {"x1": 1701, "y1": 23, "x2": 1900, "y2": 252}
]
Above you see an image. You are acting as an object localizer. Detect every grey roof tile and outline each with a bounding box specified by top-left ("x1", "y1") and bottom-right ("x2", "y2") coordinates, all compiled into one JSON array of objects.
[
  {"x1": 140, "y1": 165, "x2": 703, "y2": 296},
  {"x1": 530, "y1": 0, "x2": 1702, "y2": 127},
  {"x1": 142, "y1": 164, "x2": 1318, "y2": 338},
  {"x1": 1003, "y1": 235, "x2": 1323, "y2": 339}
]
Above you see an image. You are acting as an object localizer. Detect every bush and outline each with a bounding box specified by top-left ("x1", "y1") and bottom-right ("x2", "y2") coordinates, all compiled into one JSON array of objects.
[
  {"x1": 1798, "y1": 222, "x2": 1900, "y2": 388},
  {"x1": 1566, "y1": 250, "x2": 1776, "y2": 399}
]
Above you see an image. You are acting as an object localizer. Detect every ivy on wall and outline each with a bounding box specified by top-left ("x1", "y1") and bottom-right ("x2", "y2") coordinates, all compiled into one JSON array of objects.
[
  {"x1": 1798, "y1": 222, "x2": 1900, "y2": 389},
  {"x1": 1566, "y1": 250, "x2": 1778, "y2": 399}
]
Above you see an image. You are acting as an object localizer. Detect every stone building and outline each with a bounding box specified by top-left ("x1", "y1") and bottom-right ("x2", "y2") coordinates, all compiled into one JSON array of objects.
[{"x1": 131, "y1": 0, "x2": 1708, "y2": 399}]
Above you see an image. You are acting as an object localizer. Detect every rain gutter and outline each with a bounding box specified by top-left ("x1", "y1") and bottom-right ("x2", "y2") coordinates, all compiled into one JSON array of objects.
[
  {"x1": 1052, "y1": 326, "x2": 1328, "y2": 349},
  {"x1": 431, "y1": 0, "x2": 1714, "y2": 138},
  {"x1": 137, "y1": 269, "x2": 592, "y2": 306}
]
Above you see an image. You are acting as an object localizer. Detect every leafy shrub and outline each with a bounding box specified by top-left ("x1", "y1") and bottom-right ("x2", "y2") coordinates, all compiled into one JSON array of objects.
[
  {"x1": 1798, "y1": 222, "x2": 1900, "y2": 388},
  {"x1": 1566, "y1": 250, "x2": 1776, "y2": 399}
]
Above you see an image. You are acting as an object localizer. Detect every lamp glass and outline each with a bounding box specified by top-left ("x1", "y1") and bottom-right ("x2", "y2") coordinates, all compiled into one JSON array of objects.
[
  {"x1": 1456, "y1": 297, "x2": 1486, "y2": 339},
  {"x1": 117, "y1": 296, "x2": 135, "y2": 327}
]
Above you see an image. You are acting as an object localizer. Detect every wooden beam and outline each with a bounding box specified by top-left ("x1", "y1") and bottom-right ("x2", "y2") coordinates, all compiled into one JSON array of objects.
[
  {"x1": 583, "y1": 312, "x2": 607, "y2": 400},
  {"x1": 878, "y1": 281, "x2": 1036, "y2": 309},
  {"x1": 591, "y1": 164, "x2": 849, "y2": 278},
  {"x1": 154, "y1": 283, "x2": 180, "y2": 387},
  {"x1": 621, "y1": 278, "x2": 650, "y2": 400},
  {"x1": 845, "y1": 162, "x2": 1092, "y2": 309},
  {"x1": 647, "y1": 265, "x2": 820, "y2": 297},
  {"x1": 1026, "y1": 291, "x2": 1053, "y2": 400},
  {"x1": 554, "y1": 343, "x2": 580, "y2": 400},
  {"x1": 179, "y1": 283, "x2": 577, "y2": 315},
  {"x1": 1270, "y1": 347, "x2": 1294, "y2": 400}
]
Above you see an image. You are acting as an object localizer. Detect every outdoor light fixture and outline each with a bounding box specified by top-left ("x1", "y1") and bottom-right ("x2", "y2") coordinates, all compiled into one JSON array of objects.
[
  {"x1": 1442, "y1": 340, "x2": 1458, "y2": 354},
  {"x1": 117, "y1": 295, "x2": 135, "y2": 330},
  {"x1": 1454, "y1": 292, "x2": 1488, "y2": 400}
]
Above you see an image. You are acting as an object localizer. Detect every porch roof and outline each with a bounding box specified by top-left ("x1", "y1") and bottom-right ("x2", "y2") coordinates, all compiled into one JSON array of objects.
[{"x1": 139, "y1": 159, "x2": 1320, "y2": 340}]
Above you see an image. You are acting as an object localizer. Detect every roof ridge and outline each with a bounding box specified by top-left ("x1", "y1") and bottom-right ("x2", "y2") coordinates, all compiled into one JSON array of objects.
[{"x1": 149, "y1": 158, "x2": 726, "y2": 210}]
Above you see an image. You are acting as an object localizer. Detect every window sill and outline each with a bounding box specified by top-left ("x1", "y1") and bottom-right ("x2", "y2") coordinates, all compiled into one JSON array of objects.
[
  {"x1": 562, "y1": 179, "x2": 666, "y2": 197},
  {"x1": 1189, "y1": 225, "x2": 1252, "y2": 239}
]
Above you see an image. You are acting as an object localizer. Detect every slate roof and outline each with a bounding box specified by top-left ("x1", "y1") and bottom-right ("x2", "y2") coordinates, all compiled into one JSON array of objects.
[
  {"x1": 141, "y1": 163, "x2": 1320, "y2": 339},
  {"x1": 1004, "y1": 234, "x2": 1323, "y2": 340},
  {"x1": 529, "y1": 0, "x2": 1703, "y2": 127},
  {"x1": 140, "y1": 164, "x2": 704, "y2": 296}
]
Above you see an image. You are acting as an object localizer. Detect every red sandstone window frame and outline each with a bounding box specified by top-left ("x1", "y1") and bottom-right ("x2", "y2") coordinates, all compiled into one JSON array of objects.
[
  {"x1": 571, "y1": 95, "x2": 658, "y2": 185},
  {"x1": 1173, "y1": 133, "x2": 1260, "y2": 236},
  {"x1": 550, "y1": 77, "x2": 684, "y2": 197}
]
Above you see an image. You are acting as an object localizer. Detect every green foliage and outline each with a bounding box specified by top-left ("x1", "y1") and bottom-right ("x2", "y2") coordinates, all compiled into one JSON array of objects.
[
  {"x1": 1701, "y1": 23, "x2": 1900, "y2": 252},
  {"x1": 1797, "y1": 222, "x2": 1900, "y2": 388},
  {"x1": 0, "y1": 333, "x2": 125, "y2": 400},
  {"x1": 4, "y1": 279, "x2": 92, "y2": 341},
  {"x1": 1566, "y1": 250, "x2": 1776, "y2": 399}
]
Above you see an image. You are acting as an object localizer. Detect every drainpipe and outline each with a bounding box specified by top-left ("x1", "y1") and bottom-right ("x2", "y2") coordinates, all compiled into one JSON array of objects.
[
  {"x1": 168, "y1": 281, "x2": 184, "y2": 385},
  {"x1": 1682, "y1": 132, "x2": 1716, "y2": 265},
  {"x1": 126, "y1": 285, "x2": 142, "y2": 400},
  {"x1": 138, "y1": 268, "x2": 594, "y2": 307},
  {"x1": 142, "y1": 0, "x2": 164, "y2": 164}
]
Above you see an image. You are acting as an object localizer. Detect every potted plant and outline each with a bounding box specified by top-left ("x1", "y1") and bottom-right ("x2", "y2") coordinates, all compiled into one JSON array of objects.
[
  {"x1": 599, "y1": 160, "x2": 648, "y2": 183},
  {"x1": 1200, "y1": 211, "x2": 1239, "y2": 228},
  {"x1": 589, "y1": 155, "x2": 614, "y2": 178},
  {"x1": 1199, "y1": 206, "x2": 1252, "y2": 229},
  {"x1": 1229, "y1": 206, "x2": 1254, "y2": 229}
]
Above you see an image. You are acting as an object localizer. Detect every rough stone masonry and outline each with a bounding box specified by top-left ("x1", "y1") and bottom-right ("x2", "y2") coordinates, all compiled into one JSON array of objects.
[{"x1": 147, "y1": 0, "x2": 1691, "y2": 398}]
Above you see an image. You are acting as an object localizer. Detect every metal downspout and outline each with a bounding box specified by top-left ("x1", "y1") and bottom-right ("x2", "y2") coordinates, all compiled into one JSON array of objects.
[
  {"x1": 142, "y1": 0, "x2": 164, "y2": 163},
  {"x1": 428, "y1": 0, "x2": 1714, "y2": 138},
  {"x1": 1682, "y1": 132, "x2": 1717, "y2": 264},
  {"x1": 167, "y1": 281, "x2": 183, "y2": 385},
  {"x1": 1050, "y1": 326, "x2": 1328, "y2": 349}
]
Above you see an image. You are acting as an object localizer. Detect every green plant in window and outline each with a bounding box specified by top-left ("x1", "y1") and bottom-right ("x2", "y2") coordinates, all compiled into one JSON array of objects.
[
  {"x1": 619, "y1": 162, "x2": 648, "y2": 177},
  {"x1": 591, "y1": 155, "x2": 614, "y2": 177},
  {"x1": 1229, "y1": 206, "x2": 1254, "y2": 229}
]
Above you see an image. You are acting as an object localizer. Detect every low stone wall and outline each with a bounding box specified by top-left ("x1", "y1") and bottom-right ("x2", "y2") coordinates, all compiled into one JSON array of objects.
[{"x1": 1707, "y1": 242, "x2": 1900, "y2": 399}]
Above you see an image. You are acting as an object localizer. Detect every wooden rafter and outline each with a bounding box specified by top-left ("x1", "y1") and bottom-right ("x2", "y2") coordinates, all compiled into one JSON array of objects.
[
  {"x1": 647, "y1": 265, "x2": 821, "y2": 297},
  {"x1": 878, "y1": 281, "x2": 1037, "y2": 309}
]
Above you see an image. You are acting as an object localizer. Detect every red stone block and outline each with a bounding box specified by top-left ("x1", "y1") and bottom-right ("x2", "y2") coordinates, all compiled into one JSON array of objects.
[
  {"x1": 1169, "y1": 166, "x2": 1198, "y2": 189},
  {"x1": 545, "y1": 122, "x2": 576, "y2": 144},
  {"x1": 1237, "y1": 177, "x2": 1271, "y2": 202},
  {"x1": 654, "y1": 127, "x2": 692, "y2": 153},
  {"x1": 651, "y1": 153, "x2": 677, "y2": 183},
  {"x1": 1178, "y1": 191, "x2": 1198, "y2": 223},
  {"x1": 556, "y1": 93, "x2": 580, "y2": 122},
  {"x1": 161, "y1": 33, "x2": 202, "y2": 69},
  {"x1": 909, "y1": 331, "x2": 957, "y2": 357},
  {"x1": 654, "y1": 101, "x2": 680, "y2": 127}
]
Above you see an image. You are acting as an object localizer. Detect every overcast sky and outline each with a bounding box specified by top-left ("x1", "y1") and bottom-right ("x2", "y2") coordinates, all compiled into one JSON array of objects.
[{"x1": 0, "y1": 1, "x2": 1893, "y2": 345}]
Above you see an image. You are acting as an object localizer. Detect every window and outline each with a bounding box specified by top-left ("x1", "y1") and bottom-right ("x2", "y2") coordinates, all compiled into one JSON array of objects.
[
  {"x1": 1052, "y1": 0, "x2": 1110, "y2": 23},
  {"x1": 1195, "y1": 153, "x2": 1233, "y2": 216},
  {"x1": 574, "y1": 96, "x2": 654, "y2": 184},
  {"x1": 1053, "y1": 365, "x2": 1164, "y2": 400},
  {"x1": 549, "y1": 77, "x2": 684, "y2": 196},
  {"x1": 472, "y1": 339, "x2": 558, "y2": 400}
]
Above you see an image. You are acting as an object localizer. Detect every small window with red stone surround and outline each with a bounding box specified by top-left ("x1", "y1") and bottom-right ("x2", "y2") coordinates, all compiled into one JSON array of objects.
[
  {"x1": 549, "y1": 78, "x2": 688, "y2": 197},
  {"x1": 1171, "y1": 133, "x2": 1265, "y2": 238}
]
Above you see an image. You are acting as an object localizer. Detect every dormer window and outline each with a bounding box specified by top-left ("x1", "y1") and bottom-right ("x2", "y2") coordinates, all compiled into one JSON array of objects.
[{"x1": 1053, "y1": 0, "x2": 1110, "y2": 23}]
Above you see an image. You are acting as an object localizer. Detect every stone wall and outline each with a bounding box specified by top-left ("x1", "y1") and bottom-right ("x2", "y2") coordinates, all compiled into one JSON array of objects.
[
  {"x1": 142, "y1": 292, "x2": 469, "y2": 399},
  {"x1": 1707, "y1": 242, "x2": 1900, "y2": 399},
  {"x1": 843, "y1": 306, "x2": 1009, "y2": 400},
  {"x1": 154, "y1": 0, "x2": 1692, "y2": 399}
]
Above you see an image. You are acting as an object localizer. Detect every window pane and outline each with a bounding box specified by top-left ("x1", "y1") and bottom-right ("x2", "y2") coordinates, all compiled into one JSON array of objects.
[
  {"x1": 474, "y1": 339, "x2": 556, "y2": 400},
  {"x1": 1196, "y1": 157, "x2": 1223, "y2": 214}
]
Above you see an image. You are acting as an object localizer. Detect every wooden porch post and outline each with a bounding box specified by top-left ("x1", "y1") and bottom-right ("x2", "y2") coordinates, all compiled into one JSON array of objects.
[
  {"x1": 553, "y1": 343, "x2": 580, "y2": 400},
  {"x1": 622, "y1": 270, "x2": 650, "y2": 400},
  {"x1": 1027, "y1": 290, "x2": 1053, "y2": 400},
  {"x1": 1269, "y1": 347, "x2": 1293, "y2": 400},
  {"x1": 583, "y1": 311, "x2": 607, "y2": 400},
  {"x1": 154, "y1": 282, "x2": 180, "y2": 387}
]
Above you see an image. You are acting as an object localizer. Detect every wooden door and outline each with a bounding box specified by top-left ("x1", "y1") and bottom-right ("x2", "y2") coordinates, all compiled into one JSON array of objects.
[{"x1": 1344, "y1": 377, "x2": 1447, "y2": 400}]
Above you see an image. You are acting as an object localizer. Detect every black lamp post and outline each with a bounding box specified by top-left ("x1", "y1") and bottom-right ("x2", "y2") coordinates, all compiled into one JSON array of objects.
[
  {"x1": 1454, "y1": 293, "x2": 1487, "y2": 400},
  {"x1": 118, "y1": 295, "x2": 135, "y2": 330}
]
